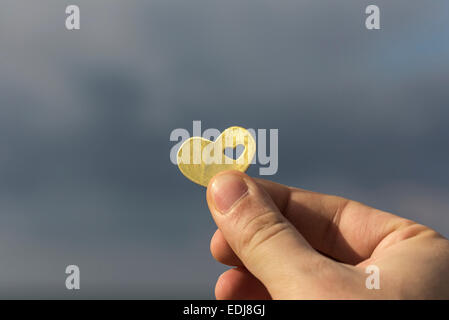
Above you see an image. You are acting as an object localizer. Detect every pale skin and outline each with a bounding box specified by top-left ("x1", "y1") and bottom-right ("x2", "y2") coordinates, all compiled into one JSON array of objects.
[{"x1": 206, "y1": 170, "x2": 449, "y2": 299}]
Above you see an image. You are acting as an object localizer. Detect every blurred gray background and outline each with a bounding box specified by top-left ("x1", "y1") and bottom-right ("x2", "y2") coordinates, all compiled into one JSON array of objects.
[{"x1": 0, "y1": 0, "x2": 448, "y2": 298}]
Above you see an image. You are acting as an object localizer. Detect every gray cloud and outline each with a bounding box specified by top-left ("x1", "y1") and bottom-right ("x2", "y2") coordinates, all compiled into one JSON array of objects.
[{"x1": 0, "y1": 0, "x2": 448, "y2": 298}]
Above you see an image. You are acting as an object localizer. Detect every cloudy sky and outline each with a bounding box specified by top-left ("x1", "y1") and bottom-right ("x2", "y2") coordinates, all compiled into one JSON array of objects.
[{"x1": 0, "y1": 0, "x2": 448, "y2": 298}]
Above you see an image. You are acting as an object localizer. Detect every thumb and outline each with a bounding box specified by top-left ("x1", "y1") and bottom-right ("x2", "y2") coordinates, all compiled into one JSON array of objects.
[{"x1": 207, "y1": 171, "x2": 330, "y2": 298}]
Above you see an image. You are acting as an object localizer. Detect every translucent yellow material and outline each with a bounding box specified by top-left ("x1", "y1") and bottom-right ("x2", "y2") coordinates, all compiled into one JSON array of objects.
[{"x1": 177, "y1": 126, "x2": 256, "y2": 187}]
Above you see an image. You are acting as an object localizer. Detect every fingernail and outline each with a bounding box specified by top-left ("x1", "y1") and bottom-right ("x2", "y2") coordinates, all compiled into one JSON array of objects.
[{"x1": 210, "y1": 173, "x2": 248, "y2": 214}]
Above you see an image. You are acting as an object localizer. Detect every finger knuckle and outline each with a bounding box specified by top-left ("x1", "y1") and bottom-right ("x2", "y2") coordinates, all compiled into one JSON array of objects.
[{"x1": 238, "y1": 209, "x2": 290, "y2": 255}]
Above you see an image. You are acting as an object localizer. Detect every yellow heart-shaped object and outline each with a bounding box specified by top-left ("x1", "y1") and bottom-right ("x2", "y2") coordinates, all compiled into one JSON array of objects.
[{"x1": 177, "y1": 126, "x2": 256, "y2": 187}]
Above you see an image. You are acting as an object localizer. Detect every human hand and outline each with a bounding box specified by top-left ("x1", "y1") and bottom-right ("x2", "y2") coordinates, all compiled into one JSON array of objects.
[{"x1": 206, "y1": 171, "x2": 449, "y2": 299}]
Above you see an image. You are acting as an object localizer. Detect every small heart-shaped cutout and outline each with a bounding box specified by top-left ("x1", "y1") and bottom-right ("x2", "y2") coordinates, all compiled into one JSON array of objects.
[
  {"x1": 224, "y1": 144, "x2": 245, "y2": 160},
  {"x1": 177, "y1": 127, "x2": 256, "y2": 187}
]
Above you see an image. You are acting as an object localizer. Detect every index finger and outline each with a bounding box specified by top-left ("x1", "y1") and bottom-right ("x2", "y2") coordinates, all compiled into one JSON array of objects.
[{"x1": 255, "y1": 178, "x2": 411, "y2": 264}]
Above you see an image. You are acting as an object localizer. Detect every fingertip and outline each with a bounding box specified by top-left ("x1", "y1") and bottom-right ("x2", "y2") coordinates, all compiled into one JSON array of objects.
[
  {"x1": 207, "y1": 171, "x2": 250, "y2": 214},
  {"x1": 215, "y1": 268, "x2": 271, "y2": 300},
  {"x1": 214, "y1": 271, "x2": 229, "y2": 300},
  {"x1": 210, "y1": 229, "x2": 242, "y2": 266}
]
